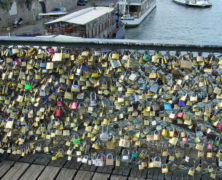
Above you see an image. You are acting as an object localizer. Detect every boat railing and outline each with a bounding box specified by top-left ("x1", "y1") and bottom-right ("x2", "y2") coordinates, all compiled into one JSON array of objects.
[{"x1": 119, "y1": 0, "x2": 144, "y2": 4}]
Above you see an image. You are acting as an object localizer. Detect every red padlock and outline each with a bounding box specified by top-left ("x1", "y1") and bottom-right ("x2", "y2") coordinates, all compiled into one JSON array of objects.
[
  {"x1": 57, "y1": 98, "x2": 63, "y2": 107},
  {"x1": 218, "y1": 121, "x2": 222, "y2": 130},
  {"x1": 177, "y1": 112, "x2": 184, "y2": 118},
  {"x1": 182, "y1": 136, "x2": 188, "y2": 143},
  {"x1": 55, "y1": 108, "x2": 61, "y2": 117}
]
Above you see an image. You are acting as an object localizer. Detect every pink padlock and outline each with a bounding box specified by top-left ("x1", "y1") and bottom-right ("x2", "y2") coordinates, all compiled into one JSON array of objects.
[
  {"x1": 55, "y1": 108, "x2": 61, "y2": 117},
  {"x1": 48, "y1": 48, "x2": 55, "y2": 54},
  {"x1": 57, "y1": 98, "x2": 63, "y2": 107},
  {"x1": 177, "y1": 112, "x2": 184, "y2": 118},
  {"x1": 207, "y1": 143, "x2": 213, "y2": 150},
  {"x1": 71, "y1": 102, "x2": 78, "y2": 110},
  {"x1": 182, "y1": 137, "x2": 188, "y2": 143}
]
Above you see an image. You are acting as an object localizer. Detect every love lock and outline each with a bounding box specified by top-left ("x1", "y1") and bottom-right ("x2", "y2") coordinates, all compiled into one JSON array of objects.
[
  {"x1": 82, "y1": 155, "x2": 88, "y2": 164},
  {"x1": 100, "y1": 126, "x2": 110, "y2": 142},
  {"x1": 75, "y1": 65, "x2": 82, "y2": 76},
  {"x1": 121, "y1": 149, "x2": 130, "y2": 161},
  {"x1": 89, "y1": 92, "x2": 97, "y2": 107},
  {"x1": 95, "y1": 154, "x2": 104, "y2": 167}
]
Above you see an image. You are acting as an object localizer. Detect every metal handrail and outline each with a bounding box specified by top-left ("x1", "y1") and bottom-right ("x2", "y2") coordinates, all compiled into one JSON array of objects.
[{"x1": 0, "y1": 36, "x2": 222, "y2": 52}]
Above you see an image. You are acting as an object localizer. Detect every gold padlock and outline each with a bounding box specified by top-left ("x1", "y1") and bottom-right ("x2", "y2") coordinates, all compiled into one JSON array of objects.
[{"x1": 161, "y1": 129, "x2": 168, "y2": 137}]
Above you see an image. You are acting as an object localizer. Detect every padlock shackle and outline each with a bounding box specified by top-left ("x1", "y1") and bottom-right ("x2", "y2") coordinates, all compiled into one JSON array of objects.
[{"x1": 122, "y1": 149, "x2": 129, "y2": 155}]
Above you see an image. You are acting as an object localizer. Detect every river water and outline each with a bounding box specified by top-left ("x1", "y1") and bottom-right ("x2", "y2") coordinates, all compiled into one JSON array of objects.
[{"x1": 125, "y1": 0, "x2": 222, "y2": 44}]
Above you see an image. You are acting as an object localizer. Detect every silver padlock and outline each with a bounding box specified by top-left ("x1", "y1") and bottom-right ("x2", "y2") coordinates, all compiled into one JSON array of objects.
[
  {"x1": 82, "y1": 155, "x2": 88, "y2": 164},
  {"x1": 89, "y1": 92, "x2": 97, "y2": 107},
  {"x1": 100, "y1": 126, "x2": 110, "y2": 142},
  {"x1": 121, "y1": 149, "x2": 130, "y2": 161},
  {"x1": 76, "y1": 65, "x2": 82, "y2": 76},
  {"x1": 95, "y1": 154, "x2": 104, "y2": 166}
]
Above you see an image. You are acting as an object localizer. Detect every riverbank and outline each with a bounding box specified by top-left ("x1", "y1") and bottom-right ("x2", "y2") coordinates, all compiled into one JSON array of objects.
[{"x1": 0, "y1": 0, "x2": 119, "y2": 36}]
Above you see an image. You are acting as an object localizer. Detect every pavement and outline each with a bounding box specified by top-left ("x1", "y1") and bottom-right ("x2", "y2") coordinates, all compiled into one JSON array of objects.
[{"x1": 0, "y1": 0, "x2": 119, "y2": 36}]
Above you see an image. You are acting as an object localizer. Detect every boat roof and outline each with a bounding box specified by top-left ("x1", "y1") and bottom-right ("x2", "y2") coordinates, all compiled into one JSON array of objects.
[
  {"x1": 45, "y1": 7, "x2": 114, "y2": 25},
  {"x1": 118, "y1": 2, "x2": 142, "y2": 5}
]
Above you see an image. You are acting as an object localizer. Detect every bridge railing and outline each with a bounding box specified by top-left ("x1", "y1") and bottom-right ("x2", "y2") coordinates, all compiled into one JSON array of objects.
[{"x1": 0, "y1": 36, "x2": 222, "y2": 52}]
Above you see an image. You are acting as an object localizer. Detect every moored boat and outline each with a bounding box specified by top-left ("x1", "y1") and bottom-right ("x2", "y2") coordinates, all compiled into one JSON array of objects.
[
  {"x1": 173, "y1": 0, "x2": 212, "y2": 7},
  {"x1": 118, "y1": 0, "x2": 156, "y2": 27}
]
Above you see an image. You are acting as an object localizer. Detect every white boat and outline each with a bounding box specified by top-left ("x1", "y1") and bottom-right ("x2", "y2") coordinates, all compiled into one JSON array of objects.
[
  {"x1": 118, "y1": 0, "x2": 156, "y2": 27},
  {"x1": 173, "y1": 0, "x2": 212, "y2": 7}
]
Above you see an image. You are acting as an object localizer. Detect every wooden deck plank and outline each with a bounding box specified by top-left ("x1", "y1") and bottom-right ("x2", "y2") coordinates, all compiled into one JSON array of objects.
[
  {"x1": 2, "y1": 162, "x2": 29, "y2": 180},
  {"x1": 74, "y1": 170, "x2": 94, "y2": 180},
  {"x1": 92, "y1": 172, "x2": 109, "y2": 180},
  {"x1": 110, "y1": 175, "x2": 127, "y2": 180},
  {"x1": 20, "y1": 164, "x2": 45, "y2": 180},
  {"x1": 56, "y1": 168, "x2": 76, "y2": 180},
  {"x1": 0, "y1": 160, "x2": 15, "y2": 178},
  {"x1": 38, "y1": 166, "x2": 60, "y2": 180}
]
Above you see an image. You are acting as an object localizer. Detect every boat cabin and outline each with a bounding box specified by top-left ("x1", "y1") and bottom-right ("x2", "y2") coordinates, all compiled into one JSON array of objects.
[
  {"x1": 118, "y1": 0, "x2": 155, "y2": 18},
  {"x1": 45, "y1": 7, "x2": 122, "y2": 38}
]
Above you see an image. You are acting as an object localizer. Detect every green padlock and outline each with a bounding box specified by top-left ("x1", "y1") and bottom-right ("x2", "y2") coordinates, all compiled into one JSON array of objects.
[
  {"x1": 25, "y1": 83, "x2": 32, "y2": 90},
  {"x1": 199, "y1": 92, "x2": 204, "y2": 99},
  {"x1": 132, "y1": 149, "x2": 138, "y2": 158},
  {"x1": 142, "y1": 54, "x2": 151, "y2": 62},
  {"x1": 214, "y1": 137, "x2": 220, "y2": 147},
  {"x1": 72, "y1": 138, "x2": 81, "y2": 145}
]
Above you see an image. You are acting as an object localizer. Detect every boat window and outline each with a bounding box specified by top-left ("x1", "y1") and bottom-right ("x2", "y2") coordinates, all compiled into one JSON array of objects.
[{"x1": 129, "y1": 5, "x2": 139, "y2": 12}]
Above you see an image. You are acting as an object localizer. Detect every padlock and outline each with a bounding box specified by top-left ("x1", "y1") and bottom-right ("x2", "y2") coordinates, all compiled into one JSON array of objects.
[
  {"x1": 153, "y1": 156, "x2": 161, "y2": 168},
  {"x1": 55, "y1": 108, "x2": 61, "y2": 117},
  {"x1": 100, "y1": 126, "x2": 110, "y2": 142},
  {"x1": 188, "y1": 168, "x2": 195, "y2": 176},
  {"x1": 182, "y1": 136, "x2": 189, "y2": 143},
  {"x1": 57, "y1": 97, "x2": 63, "y2": 107},
  {"x1": 185, "y1": 156, "x2": 190, "y2": 162},
  {"x1": 169, "y1": 128, "x2": 175, "y2": 137},
  {"x1": 139, "y1": 150, "x2": 147, "y2": 159},
  {"x1": 72, "y1": 135, "x2": 81, "y2": 145},
  {"x1": 132, "y1": 149, "x2": 138, "y2": 158},
  {"x1": 207, "y1": 143, "x2": 213, "y2": 151},
  {"x1": 153, "y1": 130, "x2": 160, "y2": 140},
  {"x1": 161, "y1": 164, "x2": 168, "y2": 173},
  {"x1": 196, "y1": 164, "x2": 202, "y2": 172},
  {"x1": 71, "y1": 102, "x2": 78, "y2": 110},
  {"x1": 162, "y1": 150, "x2": 168, "y2": 157},
  {"x1": 161, "y1": 128, "x2": 168, "y2": 137},
  {"x1": 214, "y1": 137, "x2": 220, "y2": 147},
  {"x1": 218, "y1": 120, "x2": 222, "y2": 130},
  {"x1": 95, "y1": 154, "x2": 104, "y2": 167},
  {"x1": 106, "y1": 153, "x2": 114, "y2": 166},
  {"x1": 121, "y1": 149, "x2": 130, "y2": 161},
  {"x1": 207, "y1": 151, "x2": 213, "y2": 158},
  {"x1": 82, "y1": 155, "x2": 88, "y2": 164},
  {"x1": 76, "y1": 65, "x2": 82, "y2": 76},
  {"x1": 89, "y1": 92, "x2": 97, "y2": 107}
]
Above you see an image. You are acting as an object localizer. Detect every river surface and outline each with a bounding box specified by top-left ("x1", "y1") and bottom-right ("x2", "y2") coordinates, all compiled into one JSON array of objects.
[{"x1": 125, "y1": 0, "x2": 222, "y2": 44}]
